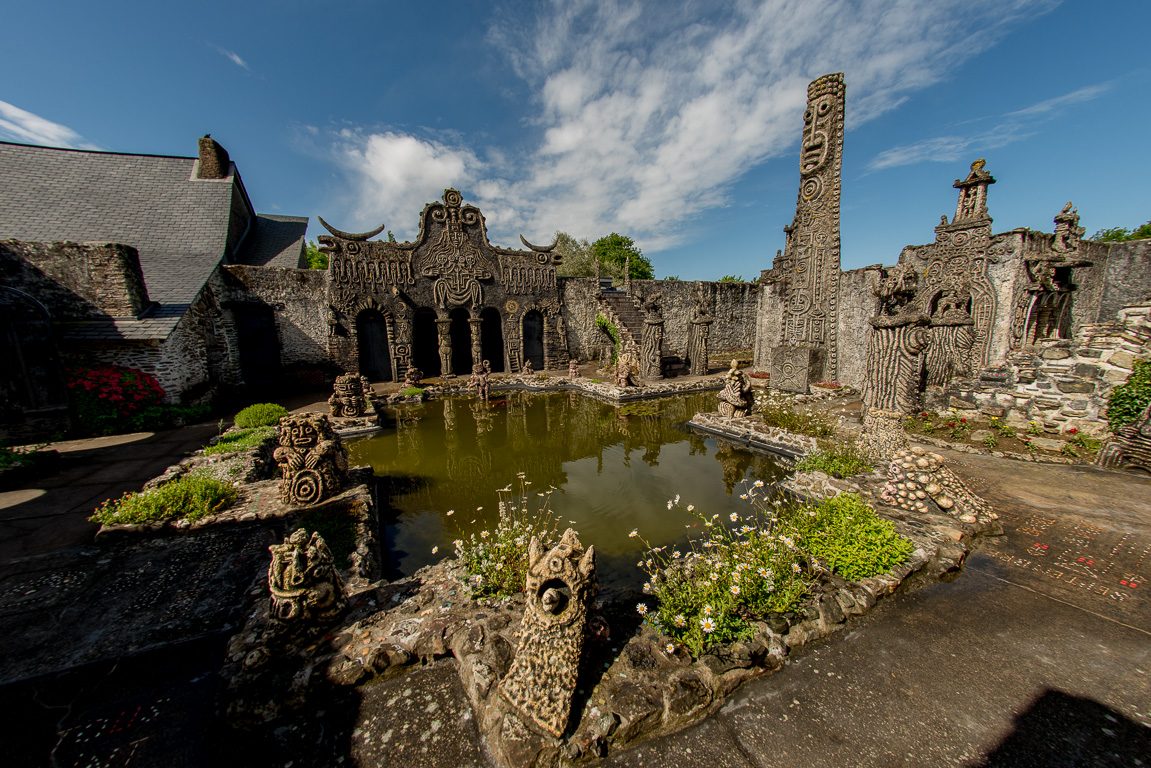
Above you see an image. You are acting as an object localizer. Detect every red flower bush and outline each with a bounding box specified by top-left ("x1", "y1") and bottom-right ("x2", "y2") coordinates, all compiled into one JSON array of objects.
[{"x1": 66, "y1": 366, "x2": 166, "y2": 435}]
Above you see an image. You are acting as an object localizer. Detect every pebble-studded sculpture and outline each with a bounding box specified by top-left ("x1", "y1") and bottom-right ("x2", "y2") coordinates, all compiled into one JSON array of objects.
[
  {"x1": 267, "y1": 528, "x2": 347, "y2": 624},
  {"x1": 273, "y1": 414, "x2": 349, "y2": 506},
  {"x1": 469, "y1": 360, "x2": 491, "y2": 402},
  {"x1": 615, "y1": 352, "x2": 639, "y2": 388},
  {"x1": 498, "y1": 528, "x2": 597, "y2": 738},
  {"x1": 879, "y1": 446, "x2": 994, "y2": 524},
  {"x1": 328, "y1": 373, "x2": 372, "y2": 418},
  {"x1": 404, "y1": 365, "x2": 423, "y2": 389},
  {"x1": 568, "y1": 358, "x2": 579, "y2": 380},
  {"x1": 717, "y1": 360, "x2": 755, "y2": 418}
]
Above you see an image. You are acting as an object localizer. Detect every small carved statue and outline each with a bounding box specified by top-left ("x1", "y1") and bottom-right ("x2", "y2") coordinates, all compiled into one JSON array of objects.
[
  {"x1": 469, "y1": 360, "x2": 491, "y2": 401},
  {"x1": 567, "y1": 358, "x2": 579, "y2": 380},
  {"x1": 875, "y1": 264, "x2": 918, "y2": 317},
  {"x1": 328, "y1": 373, "x2": 372, "y2": 418},
  {"x1": 615, "y1": 352, "x2": 638, "y2": 388},
  {"x1": 521, "y1": 358, "x2": 534, "y2": 376},
  {"x1": 404, "y1": 365, "x2": 423, "y2": 389},
  {"x1": 716, "y1": 360, "x2": 755, "y2": 418},
  {"x1": 498, "y1": 528, "x2": 597, "y2": 738},
  {"x1": 273, "y1": 414, "x2": 349, "y2": 506},
  {"x1": 267, "y1": 528, "x2": 347, "y2": 625}
]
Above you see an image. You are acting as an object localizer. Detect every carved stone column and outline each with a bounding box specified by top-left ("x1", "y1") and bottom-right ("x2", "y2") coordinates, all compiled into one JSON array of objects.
[
  {"x1": 640, "y1": 318, "x2": 664, "y2": 380},
  {"x1": 686, "y1": 318, "x2": 712, "y2": 377},
  {"x1": 469, "y1": 315, "x2": 483, "y2": 371},
  {"x1": 436, "y1": 317, "x2": 453, "y2": 376},
  {"x1": 925, "y1": 317, "x2": 975, "y2": 388},
  {"x1": 863, "y1": 313, "x2": 931, "y2": 414}
]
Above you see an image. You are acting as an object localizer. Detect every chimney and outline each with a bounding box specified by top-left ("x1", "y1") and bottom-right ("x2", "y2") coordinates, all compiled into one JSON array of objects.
[{"x1": 197, "y1": 134, "x2": 230, "y2": 179}]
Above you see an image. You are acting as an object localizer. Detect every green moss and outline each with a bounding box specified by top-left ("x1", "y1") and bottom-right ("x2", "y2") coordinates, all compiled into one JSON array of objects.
[
  {"x1": 795, "y1": 442, "x2": 872, "y2": 478},
  {"x1": 91, "y1": 474, "x2": 239, "y2": 525},
  {"x1": 203, "y1": 425, "x2": 277, "y2": 456},
  {"x1": 790, "y1": 493, "x2": 913, "y2": 581},
  {"x1": 399, "y1": 386, "x2": 425, "y2": 397}
]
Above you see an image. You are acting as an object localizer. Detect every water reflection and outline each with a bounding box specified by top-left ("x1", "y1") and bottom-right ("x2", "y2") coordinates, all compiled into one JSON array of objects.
[{"x1": 345, "y1": 392, "x2": 787, "y2": 591}]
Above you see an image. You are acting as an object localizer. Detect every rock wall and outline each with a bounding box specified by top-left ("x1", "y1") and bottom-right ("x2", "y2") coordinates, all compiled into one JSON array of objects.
[
  {"x1": 835, "y1": 266, "x2": 883, "y2": 388},
  {"x1": 219, "y1": 265, "x2": 331, "y2": 370},
  {"x1": 0, "y1": 239, "x2": 150, "y2": 319}
]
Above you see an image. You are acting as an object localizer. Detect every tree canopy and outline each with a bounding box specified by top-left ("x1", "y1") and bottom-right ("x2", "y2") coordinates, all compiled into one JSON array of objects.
[
  {"x1": 553, "y1": 231, "x2": 654, "y2": 280},
  {"x1": 304, "y1": 239, "x2": 327, "y2": 269},
  {"x1": 1090, "y1": 220, "x2": 1151, "y2": 242}
]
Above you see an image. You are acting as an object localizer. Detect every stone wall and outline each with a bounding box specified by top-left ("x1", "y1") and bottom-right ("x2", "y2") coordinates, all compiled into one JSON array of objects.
[
  {"x1": 219, "y1": 265, "x2": 331, "y2": 371},
  {"x1": 558, "y1": 277, "x2": 602, "y2": 362},
  {"x1": 934, "y1": 302, "x2": 1151, "y2": 435},
  {"x1": 834, "y1": 266, "x2": 883, "y2": 388},
  {"x1": 1098, "y1": 240, "x2": 1151, "y2": 323},
  {"x1": 751, "y1": 277, "x2": 786, "y2": 373},
  {"x1": 0, "y1": 239, "x2": 150, "y2": 319}
]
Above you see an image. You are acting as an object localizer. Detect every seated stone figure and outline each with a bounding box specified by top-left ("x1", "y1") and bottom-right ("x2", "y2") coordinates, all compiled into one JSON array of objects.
[
  {"x1": 469, "y1": 360, "x2": 491, "y2": 401},
  {"x1": 568, "y1": 358, "x2": 579, "y2": 380},
  {"x1": 521, "y1": 358, "x2": 534, "y2": 376},
  {"x1": 615, "y1": 352, "x2": 639, "y2": 388},
  {"x1": 403, "y1": 365, "x2": 423, "y2": 389},
  {"x1": 273, "y1": 413, "x2": 349, "y2": 506},
  {"x1": 717, "y1": 360, "x2": 755, "y2": 417},
  {"x1": 267, "y1": 528, "x2": 347, "y2": 625},
  {"x1": 328, "y1": 373, "x2": 372, "y2": 418}
]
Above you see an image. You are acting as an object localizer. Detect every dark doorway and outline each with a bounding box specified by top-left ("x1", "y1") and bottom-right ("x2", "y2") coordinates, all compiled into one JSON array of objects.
[
  {"x1": 523, "y1": 310, "x2": 545, "y2": 371},
  {"x1": 449, "y1": 308, "x2": 472, "y2": 375},
  {"x1": 357, "y1": 310, "x2": 392, "y2": 381},
  {"x1": 234, "y1": 303, "x2": 281, "y2": 387},
  {"x1": 412, "y1": 308, "x2": 441, "y2": 377},
  {"x1": 480, "y1": 307, "x2": 504, "y2": 372},
  {"x1": 0, "y1": 287, "x2": 68, "y2": 437}
]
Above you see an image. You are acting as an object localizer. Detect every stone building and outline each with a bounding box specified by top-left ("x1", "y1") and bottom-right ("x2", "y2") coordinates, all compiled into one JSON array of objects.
[{"x1": 0, "y1": 137, "x2": 308, "y2": 436}]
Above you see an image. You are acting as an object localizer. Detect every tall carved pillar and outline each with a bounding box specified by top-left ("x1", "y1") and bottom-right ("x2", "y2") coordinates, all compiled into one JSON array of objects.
[
  {"x1": 469, "y1": 314, "x2": 483, "y2": 370},
  {"x1": 863, "y1": 313, "x2": 931, "y2": 414},
  {"x1": 436, "y1": 317, "x2": 453, "y2": 376},
  {"x1": 770, "y1": 72, "x2": 845, "y2": 391},
  {"x1": 686, "y1": 318, "x2": 712, "y2": 376},
  {"x1": 925, "y1": 317, "x2": 975, "y2": 387},
  {"x1": 640, "y1": 319, "x2": 664, "y2": 380}
]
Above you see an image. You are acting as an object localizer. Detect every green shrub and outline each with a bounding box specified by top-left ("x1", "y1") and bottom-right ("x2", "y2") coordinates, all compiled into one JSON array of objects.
[
  {"x1": 66, "y1": 365, "x2": 167, "y2": 436},
  {"x1": 234, "y1": 403, "x2": 289, "y2": 428},
  {"x1": 1107, "y1": 359, "x2": 1151, "y2": 432},
  {"x1": 596, "y1": 314, "x2": 621, "y2": 363},
  {"x1": 90, "y1": 474, "x2": 238, "y2": 525},
  {"x1": 795, "y1": 442, "x2": 872, "y2": 478},
  {"x1": 757, "y1": 391, "x2": 836, "y2": 437},
  {"x1": 449, "y1": 474, "x2": 564, "y2": 598},
  {"x1": 790, "y1": 493, "x2": 913, "y2": 581},
  {"x1": 982, "y1": 434, "x2": 999, "y2": 449},
  {"x1": 203, "y1": 425, "x2": 277, "y2": 456},
  {"x1": 399, "y1": 386, "x2": 424, "y2": 397}
]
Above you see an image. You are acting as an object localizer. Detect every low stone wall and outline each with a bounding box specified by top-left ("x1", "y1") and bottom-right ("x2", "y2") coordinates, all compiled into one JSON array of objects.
[
  {"x1": 936, "y1": 303, "x2": 1151, "y2": 434},
  {"x1": 688, "y1": 412, "x2": 818, "y2": 458}
]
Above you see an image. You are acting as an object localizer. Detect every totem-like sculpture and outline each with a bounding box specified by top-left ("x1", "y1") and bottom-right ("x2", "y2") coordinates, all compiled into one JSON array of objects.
[
  {"x1": 639, "y1": 292, "x2": 664, "y2": 380},
  {"x1": 328, "y1": 373, "x2": 372, "y2": 418},
  {"x1": 770, "y1": 73, "x2": 845, "y2": 392},
  {"x1": 857, "y1": 407, "x2": 910, "y2": 462},
  {"x1": 469, "y1": 360, "x2": 491, "y2": 401},
  {"x1": 863, "y1": 265, "x2": 931, "y2": 414},
  {"x1": 1095, "y1": 402, "x2": 1151, "y2": 474},
  {"x1": 521, "y1": 357, "x2": 534, "y2": 376},
  {"x1": 879, "y1": 447, "x2": 994, "y2": 524},
  {"x1": 615, "y1": 352, "x2": 639, "y2": 388},
  {"x1": 686, "y1": 290, "x2": 713, "y2": 377},
  {"x1": 404, "y1": 365, "x2": 423, "y2": 389},
  {"x1": 267, "y1": 528, "x2": 347, "y2": 624},
  {"x1": 924, "y1": 276, "x2": 976, "y2": 388},
  {"x1": 717, "y1": 360, "x2": 755, "y2": 418},
  {"x1": 498, "y1": 528, "x2": 597, "y2": 738},
  {"x1": 273, "y1": 414, "x2": 349, "y2": 505},
  {"x1": 567, "y1": 358, "x2": 579, "y2": 380}
]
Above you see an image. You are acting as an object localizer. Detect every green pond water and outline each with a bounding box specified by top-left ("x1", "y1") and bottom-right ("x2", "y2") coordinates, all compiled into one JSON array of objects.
[{"x1": 345, "y1": 391, "x2": 788, "y2": 592}]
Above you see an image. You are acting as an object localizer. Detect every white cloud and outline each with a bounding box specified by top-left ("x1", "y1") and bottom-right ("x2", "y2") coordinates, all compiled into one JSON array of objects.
[
  {"x1": 0, "y1": 100, "x2": 100, "y2": 149},
  {"x1": 329, "y1": 0, "x2": 1060, "y2": 251},
  {"x1": 869, "y1": 80, "x2": 1112, "y2": 171},
  {"x1": 212, "y1": 44, "x2": 250, "y2": 70}
]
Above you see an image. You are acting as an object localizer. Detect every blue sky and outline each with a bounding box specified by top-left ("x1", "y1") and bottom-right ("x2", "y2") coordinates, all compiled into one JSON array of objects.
[{"x1": 2, "y1": 0, "x2": 1148, "y2": 279}]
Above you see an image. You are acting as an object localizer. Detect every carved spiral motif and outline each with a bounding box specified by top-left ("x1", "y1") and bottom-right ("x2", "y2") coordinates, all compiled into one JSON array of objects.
[
  {"x1": 345, "y1": 241, "x2": 361, "y2": 255},
  {"x1": 443, "y1": 189, "x2": 463, "y2": 207},
  {"x1": 951, "y1": 232, "x2": 969, "y2": 247},
  {"x1": 801, "y1": 176, "x2": 823, "y2": 202},
  {"x1": 290, "y1": 469, "x2": 325, "y2": 506},
  {"x1": 505, "y1": 300, "x2": 518, "y2": 314}
]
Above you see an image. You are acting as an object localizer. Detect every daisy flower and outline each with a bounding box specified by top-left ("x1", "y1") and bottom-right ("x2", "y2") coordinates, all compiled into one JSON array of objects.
[
  {"x1": 446, "y1": 510, "x2": 455, "y2": 516},
  {"x1": 636, "y1": 603, "x2": 649, "y2": 615},
  {"x1": 730, "y1": 513, "x2": 739, "y2": 522},
  {"x1": 730, "y1": 584, "x2": 741, "y2": 595},
  {"x1": 791, "y1": 562, "x2": 802, "y2": 573},
  {"x1": 431, "y1": 546, "x2": 438, "y2": 554},
  {"x1": 665, "y1": 643, "x2": 676, "y2": 654},
  {"x1": 700, "y1": 617, "x2": 716, "y2": 633},
  {"x1": 673, "y1": 614, "x2": 686, "y2": 627},
  {"x1": 629, "y1": 529, "x2": 638, "y2": 538},
  {"x1": 703, "y1": 604, "x2": 713, "y2": 616}
]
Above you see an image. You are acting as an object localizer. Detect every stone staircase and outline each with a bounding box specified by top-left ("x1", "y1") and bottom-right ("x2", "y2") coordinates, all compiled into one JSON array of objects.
[{"x1": 595, "y1": 290, "x2": 688, "y2": 377}]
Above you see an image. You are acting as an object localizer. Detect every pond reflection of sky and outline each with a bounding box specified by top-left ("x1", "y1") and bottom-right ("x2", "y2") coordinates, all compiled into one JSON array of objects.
[{"x1": 345, "y1": 391, "x2": 787, "y2": 592}]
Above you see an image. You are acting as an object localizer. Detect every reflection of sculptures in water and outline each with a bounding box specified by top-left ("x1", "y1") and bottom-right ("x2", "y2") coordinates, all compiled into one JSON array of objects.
[
  {"x1": 688, "y1": 433, "x2": 708, "y2": 456},
  {"x1": 714, "y1": 439, "x2": 753, "y2": 495},
  {"x1": 470, "y1": 400, "x2": 494, "y2": 433},
  {"x1": 442, "y1": 396, "x2": 457, "y2": 431}
]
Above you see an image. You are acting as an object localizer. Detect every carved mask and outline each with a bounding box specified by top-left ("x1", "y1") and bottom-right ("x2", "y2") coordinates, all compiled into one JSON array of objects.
[{"x1": 801, "y1": 95, "x2": 836, "y2": 176}]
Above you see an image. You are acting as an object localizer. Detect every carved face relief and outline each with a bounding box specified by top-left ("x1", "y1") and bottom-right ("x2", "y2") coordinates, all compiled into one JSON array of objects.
[
  {"x1": 801, "y1": 94, "x2": 836, "y2": 176},
  {"x1": 285, "y1": 419, "x2": 319, "y2": 448}
]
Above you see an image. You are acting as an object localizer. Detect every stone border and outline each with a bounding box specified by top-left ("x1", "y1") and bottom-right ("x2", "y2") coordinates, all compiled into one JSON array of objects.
[
  {"x1": 395, "y1": 373, "x2": 726, "y2": 405},
  {"x1": 687, "y1": 412, "x2": 817, "y2": 459}
]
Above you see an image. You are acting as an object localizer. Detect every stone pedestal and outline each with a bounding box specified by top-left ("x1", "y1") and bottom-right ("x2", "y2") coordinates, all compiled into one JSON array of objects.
[{"x1": 770, "y1": 346, "x2": 821, "y2": 394}]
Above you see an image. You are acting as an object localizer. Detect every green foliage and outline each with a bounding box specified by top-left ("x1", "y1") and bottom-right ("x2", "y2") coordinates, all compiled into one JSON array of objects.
[
  {"x1": 450, "y1": 474, "x2": 565, "y2": 598},
  {"x1": 204, "y1": 425, "x2": 277, "y2": 456},
  {"x1": 1026, "y1": 420, "x2": 1044, "y2": 436},
  {"x1": 596, "y1": 313, "x2": 621, "y2": 363},
  {"x1": 664, "y1": 275, "x2": 681, "y2": 281},
  {"x1": 717, "y1": 275, "x2": 745, "y2": 283},
  {"x1": 0, "y1": 442, "x2": 50, "y2": 471},
  {"x1": 66, "y1": 365, "x2": 168, "y2": 436},
  {"x1": 294, "y1": 508, "x2": 357, "y2": 568},
  {"x1": 756, "y1": 390, "x2": 837, "y2": 437},
  {"x1": 553, "y1": 231, "x2": 597, "y2": 277},
  {"x1": 790, "y1": 493, "x2": 913, "y2": 582},
  {"x1": 946, "y1": 417, "x2": 972, "y2": 440},
  {"x1": 1107, "y1": 359, "x2": 1151, "y2": 431},
  {"x1": 1070, "y1": 432, "x2": 1101, "y2": 451},
  {"x1": 305, "y1": 239, "x2": 328, "y2": 269},
  {"x1": 399, "y1": 386, "x2": 424, "y2": 397},
  {"x1": 592, "y1": 233, "x2": 654, "y2": 280},
  {"x1": 234, "y1": 402, "x2": 290, "y2": 428},
  {"x1": 90, "y1": 474, "x2": 239, "y2": 525},
  {"x1": 982, "y1": 434, "x2": 999, "y2": 449},
  {"x1": 795, "y1": 441, "x2": 872, "y2": 478},
  {"x1": 1090, "y1": 221, "x2": 1151, "y2": 242}
]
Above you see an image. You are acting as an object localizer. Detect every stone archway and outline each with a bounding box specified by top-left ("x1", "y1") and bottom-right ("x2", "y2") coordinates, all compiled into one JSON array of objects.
[
  {"x1": 449, "y1": 307, "x2": 472, "y2": 375},
  {"x1": 356, "y1": 309, "x2": 392, "y2": 382},
  {"x1": 412, "y1": 308, "x2": 441, "y2": 377},
  {"x1": 481, "y1": 307, "x2": 505, "y2": 372}
]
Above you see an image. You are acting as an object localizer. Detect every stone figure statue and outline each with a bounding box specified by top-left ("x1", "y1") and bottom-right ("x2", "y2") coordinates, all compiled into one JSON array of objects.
[
  {"x1": 267, "y1": 528, "x2": 347, "y2": 624},
  {"x1": 469, "y1": 360, "x2": 491, "y2": 401},
  {"x1": 716, "y1": 360, "x2": 755, "y2": 418},
  {"x1": 328, "y1": 373, "x2": 372, "y2": 418},
  {"x1": 404, "y1": 365, "x2": 424, "y2": 388},
  {"x1": 568, "y1": 358, "x2": 579, "y2": 380},
  {"x1": 273, "y1": 413, "x2": 349, "y2": 506}
]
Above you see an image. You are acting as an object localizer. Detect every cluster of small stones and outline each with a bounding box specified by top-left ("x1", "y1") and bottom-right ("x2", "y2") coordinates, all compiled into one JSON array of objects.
[
  {"x1": 879, "y1": 446, "x2": 996, "y2": 524},
  {"x1": 942, "y1": 303, "x2": 1150, "y2": 436},
  {"x1": 221, "y1": 499, "x2": 974, "y2": 765},
  {"x1": 781, "y1": 470, "x2": 862, "y2": 501},
  {"x1": 689, "y1": 411, "x2": 819, "y2": 458}
]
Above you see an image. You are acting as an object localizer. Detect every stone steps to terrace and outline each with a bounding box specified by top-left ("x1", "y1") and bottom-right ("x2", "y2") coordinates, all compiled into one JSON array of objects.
[{"x1": 596, "y1": 290, "x2": 687, "y2": 375}]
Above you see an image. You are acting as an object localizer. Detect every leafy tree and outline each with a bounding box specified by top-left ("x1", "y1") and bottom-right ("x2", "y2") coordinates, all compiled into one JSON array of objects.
[
  {"x1": 305, "y1": 239, "x2": 328, "y2": 269},
  {"x1": 664, "y1": 275, "x2": 681, "y2": 281},
  {"x1": 717, "y1": 275, "x2": 746, "y2": 283},
  {"x1": 1090, "y1": 221, "x2": 1151, "y2": 242},
  {"x1": 553, "y1": 231, "x2": 597, "y2": 276},
  {"x1": 592, "y1": 233, "x2": 654, "y2": 280}
]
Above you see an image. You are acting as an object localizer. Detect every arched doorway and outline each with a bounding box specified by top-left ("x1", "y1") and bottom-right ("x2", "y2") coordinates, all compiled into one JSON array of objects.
[
  {"x1": 449, "y1": 307, "x2": 472, "y2": 375},
  {"x1": 523, "y1": 310, "x2": 545, "y2": 371},
  {"x1": 412, "y1": 308, "x2": 441, "y2": 377},
  {"x1": 481, "y1": 307, "x2": 504, "y2": 372},
  {"x1": 356, "y1": 309, "x2": 392, "y2": 381}
]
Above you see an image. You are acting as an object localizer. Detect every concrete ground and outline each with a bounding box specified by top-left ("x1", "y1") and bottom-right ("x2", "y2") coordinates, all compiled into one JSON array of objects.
[{"x1": 0, "y1": 399, "x2": 1148, "y2": 766}]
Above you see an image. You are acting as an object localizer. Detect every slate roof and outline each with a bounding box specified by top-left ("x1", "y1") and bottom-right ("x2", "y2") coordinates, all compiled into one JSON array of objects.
[
  {"x1": 0, "y1": 141, "x2": 301, "y2": 341},
  {"x1": 236, "y1": 214, "x2": 308, "y2": 268}
]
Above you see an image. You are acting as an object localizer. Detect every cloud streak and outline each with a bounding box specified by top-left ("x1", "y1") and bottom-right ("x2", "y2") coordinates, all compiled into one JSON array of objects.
[
  {"x1": 329, "y1": 0, "x2": 1060, "y2": 251},
  {"x1": 212, "y1": 44, "x2": 250, "y2": 70},
  {"x1": 0, "y1": 100, "x2": 101, "y2": 149},
  {"x1": 868, "y1": 81, "x2": 1112, "y2": 171}
]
